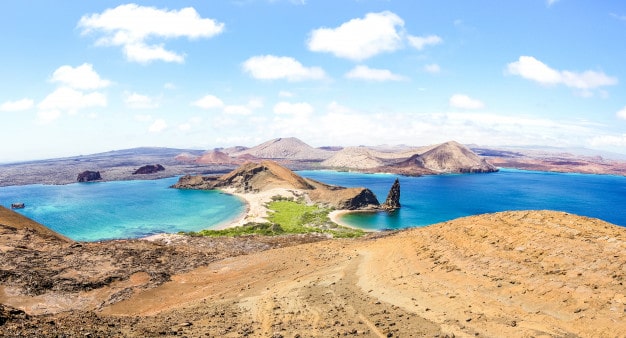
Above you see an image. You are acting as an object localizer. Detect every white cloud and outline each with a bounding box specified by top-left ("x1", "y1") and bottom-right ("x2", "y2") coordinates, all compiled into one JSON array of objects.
[
  {"x1": 36, "y1": 110, "x2": 61, "y2": 124},
  {"x1": 307, "y1": 11, "x2": 404, "y2": 61},
  {"x1": 279, "y1": 90, "x2": 294, "y2": 98},
  {"x1": 192, "y1": 95, "x2": 225, "y2": 109},
  {"x1": 134, "y1": 114, "x2": 153, "y2": 122},
  {"x1": 178, "y1": 123, "x2": 191, "y2": 131},
  {"x1": 617, "y1": 106, "x2": 626, "y2": 120},
  {"x1": 449, "y1": 94, "x2": 485, "y2": 110},
  {"x1": 242, "y1": 55, "x2": 326, "y2": 81},
  {"x1": 0, "y1": 98, "x2": 34, "y2": 112},
  {"x1": 589, "y1": 134, "x2": 626, "y2": 147},
  {"x1": 38, "y1": 87, "x2": 107, "y2": 114},
  {"x1": 50, "y1": 63, "x2": 111, "y2": 90},
  {"x1": 148, "y1": 118, "x2": 167, "y2": 132},
  {"x1": 124, "y1": 43, "x2": 184, "y2": 64},
  {"x1": 507, "y1": 56, "x2": 618, "y2": 91},
  {"x1": 164, "y1": 82, "x2": 176, "y2": 90},
  {"x1": 345, "y1": 65, "x2": 406, "y2": 81},
  {"x1": 78, "y1": 4, "x2": 224, "y2": 63},
  {"x1": 125, "y1": 92, "x2": 158, "y2": 109},
  {"x1": 273, "y1": 102, "x2": 314, "y2": 116},
  {"x1": 407, "y1": 35, "x2": 442, "y2": 50},
  {"x1": 223, "y1": 105, "x2": 252, "y2": 116},
  {"x1": 424, "y1": 63, "x2": 441, "y2": 74}
]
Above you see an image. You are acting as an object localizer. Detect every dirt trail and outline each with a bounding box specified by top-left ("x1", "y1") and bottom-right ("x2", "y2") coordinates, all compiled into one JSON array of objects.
[{"x1": 2, "y1": 210, "x2": 626, "y2": 337}]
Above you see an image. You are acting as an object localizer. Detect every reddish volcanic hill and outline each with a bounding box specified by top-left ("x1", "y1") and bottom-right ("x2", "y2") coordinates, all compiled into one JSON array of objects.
[
  {"x1": 418, "y1": 141, "x2": 497, "y2": 173},
  {"x1": 195, "y1": 149, "x2": 236, "y2": 165},
  {"x1": 232, "y1": 137, "x2": 334, "y2": 161}
]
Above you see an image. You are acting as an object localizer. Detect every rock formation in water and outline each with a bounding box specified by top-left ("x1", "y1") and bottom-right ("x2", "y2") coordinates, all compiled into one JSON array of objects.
[
  {"x1": 381, "y1": 178, "x2": 401, "y2": 211},
  {"x1": 132, "y1": 164, "x2": 165, "y2": 175},
  {"x1": 77, "y1": 171, "x2": 101, "y2": 182},
  {"x1": 10, "y1": 203, "x2": 25, "y2": 209},
  {"x1": 172, "y1": 160, "x2": 380, "y2": 210}
]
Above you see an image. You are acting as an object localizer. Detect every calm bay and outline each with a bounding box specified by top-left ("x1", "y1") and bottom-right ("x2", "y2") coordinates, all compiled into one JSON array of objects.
[{"x1": 1, "y1": 169, "x2": 625, "y2": 241}]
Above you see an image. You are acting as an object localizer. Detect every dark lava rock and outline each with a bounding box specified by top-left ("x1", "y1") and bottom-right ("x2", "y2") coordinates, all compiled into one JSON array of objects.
[
  {"x1": 77, "y1": 171, "x2": 101, "y2": 182},
  {"x1": 381, "y1": 178, "x2": 400, "y2": 211},
  {"x1": 336, "y1": 188, "x2": 381, "y2": 210},
  {"x1": 132, "y1": 164, "x2": 165, "y2": 175},
  {"x1": 10, "y1": 203, "x2": 25, "y2": 209},
  {"x1": 0, "y1": 304, "x2": 28, "y2": 326}
]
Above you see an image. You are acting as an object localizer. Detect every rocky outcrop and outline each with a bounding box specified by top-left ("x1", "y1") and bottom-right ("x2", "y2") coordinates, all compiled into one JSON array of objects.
[
  {"x1": 10, "y1": 203, "x2": 25, "y2": 209},
  {"x1": 172, "y1": 161, "x2": 380, "y2": 210},
  {"x1": 132, "y1": 164, "x2": 165, "y2": 175},
  {"x1": 77, "y1": 171, "x2": 101, "y2": 182},
  {"x1": 381, "y1": 178, "x2": 400, "y2": 211},
  {"x1": 0, "y1": 304, "x2": 28, "y2": 326}
]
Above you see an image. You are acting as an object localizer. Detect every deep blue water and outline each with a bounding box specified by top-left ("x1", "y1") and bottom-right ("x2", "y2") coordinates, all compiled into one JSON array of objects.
[
  {"x1": 0, "y1": 177, "x2": 245, "y2": 241},
  {"x1": 1, "y1": 169, "x2": 625, "y2": 241},
  {"x1": 298, "y1": 169, "x2": 626, "y2": 230}
]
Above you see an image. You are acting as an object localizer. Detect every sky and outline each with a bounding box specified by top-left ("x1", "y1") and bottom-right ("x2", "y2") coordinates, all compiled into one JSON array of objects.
[{"x1": 1, "y1": 0, "x2": 626, "y2": 162}]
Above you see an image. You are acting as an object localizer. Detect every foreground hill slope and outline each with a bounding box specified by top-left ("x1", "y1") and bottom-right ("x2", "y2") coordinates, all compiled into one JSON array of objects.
[
  {"x1": 0, "y1": 206, "x2": 71, "y2": 244},
  {"x1": 2, "y1": 210, "x2": 624, "y2": 336}
]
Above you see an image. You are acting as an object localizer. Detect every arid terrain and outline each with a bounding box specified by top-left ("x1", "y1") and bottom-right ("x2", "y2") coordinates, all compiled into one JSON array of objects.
[
  {"x1": 3, "y1": 137, "x2": 625, "y2": 188},
  {"x1": 2, "y1": 207, "x2": 625, "y2": 337},
  {"x1": 2, "y1": 138, "x2": 626, "y2": 337}
]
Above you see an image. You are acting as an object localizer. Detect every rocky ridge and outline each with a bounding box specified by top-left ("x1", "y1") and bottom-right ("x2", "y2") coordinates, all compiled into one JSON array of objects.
[
  {"x1": 321, "y1": 140, "x2": 497, "y2": 175},
  {"x1": 173, "y1": 160, "x2": 382, "y2": 210}
]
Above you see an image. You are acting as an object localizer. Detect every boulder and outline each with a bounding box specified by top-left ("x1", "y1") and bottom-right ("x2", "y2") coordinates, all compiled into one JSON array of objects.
[
  {"x1": 133, "y1": 164, "x2": 165, "y2": 175},
  {"x1": 10, "y1": 203, "x2": 25, "y2": 209},
  {"x1": 77, "y1": 171, "x2": 101, "y2": 182},
  {"x1": 381, "y1": 178, "x2": 401, "y2": 211}
]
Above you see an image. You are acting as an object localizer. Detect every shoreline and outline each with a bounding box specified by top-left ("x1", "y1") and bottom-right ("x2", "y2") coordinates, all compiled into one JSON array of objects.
[{"x1": 328, "y1": 209, "x2": 377, "y2": 232}]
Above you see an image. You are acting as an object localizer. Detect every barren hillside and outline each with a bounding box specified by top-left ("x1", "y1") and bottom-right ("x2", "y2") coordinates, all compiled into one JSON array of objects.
[
  {"x1": 232, "y1": 137, "x2": 334, "y2": 160},
  {"x1": 2, "y1": 210, "x2": 625, "y2": 337}
]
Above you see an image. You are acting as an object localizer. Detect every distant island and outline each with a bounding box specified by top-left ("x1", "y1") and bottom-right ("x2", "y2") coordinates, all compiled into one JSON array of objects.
[
  {"x1": 1, "y1": 137, "x2": 624, "y2": 187},
  {"x1": 1, "y1": 137, "x2": 626, "y2": 336}
]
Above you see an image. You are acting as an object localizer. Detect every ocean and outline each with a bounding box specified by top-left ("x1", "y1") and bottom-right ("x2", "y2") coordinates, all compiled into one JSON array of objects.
[
  {"x1": 299, "y1": 169, "x2": 626, "y2": 230},
  {"x1": 0, "y1": 177, "x2": 245, "y2": 241},
  {"x1": 1, "y1": 169, "x2": 625, "y2": 241}
]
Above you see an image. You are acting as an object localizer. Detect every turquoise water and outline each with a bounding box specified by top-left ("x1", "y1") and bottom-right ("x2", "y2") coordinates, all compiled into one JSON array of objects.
[
  {"x1": 298, "y1": 169, "x2": 626, "y2": 230},
  {"x1": 1, "y1": 169, "x2": 625, "y2": 241},
  {"x1": 0, "y1": 177, "x2": 245, "y2": 241}
]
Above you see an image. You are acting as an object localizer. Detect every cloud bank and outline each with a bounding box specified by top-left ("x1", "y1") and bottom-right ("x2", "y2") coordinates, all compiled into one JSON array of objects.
[{"x1": 78, "y1": 4, "x2": 224, "y2": 63}]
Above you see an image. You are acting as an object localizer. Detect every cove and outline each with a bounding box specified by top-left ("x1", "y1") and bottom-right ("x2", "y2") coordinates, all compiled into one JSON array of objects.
[
  {"x1": 298, "y1": 169, "x2": 626, "y2": 230},
  {"x1": 0, "y1": 177, "x2": 245, "y2": 241}
]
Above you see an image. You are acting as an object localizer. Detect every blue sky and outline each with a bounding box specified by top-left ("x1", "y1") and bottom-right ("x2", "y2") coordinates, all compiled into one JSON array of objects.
[{"x1": 1, "y1": 0, "x2": 626, "y2": 162}]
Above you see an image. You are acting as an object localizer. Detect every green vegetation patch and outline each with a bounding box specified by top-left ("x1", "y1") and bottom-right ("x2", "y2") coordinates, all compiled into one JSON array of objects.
[{"x1": 183, "y1": 199, "x2": 364, "y2": 238}]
